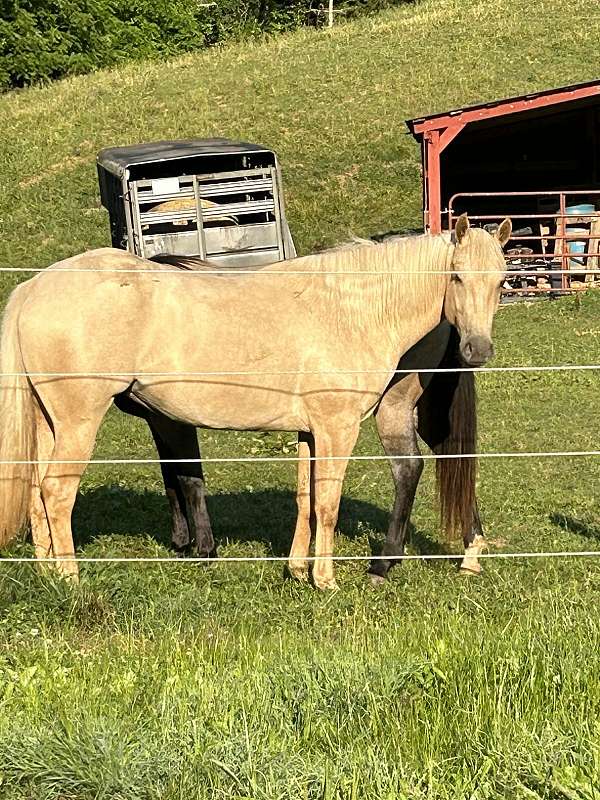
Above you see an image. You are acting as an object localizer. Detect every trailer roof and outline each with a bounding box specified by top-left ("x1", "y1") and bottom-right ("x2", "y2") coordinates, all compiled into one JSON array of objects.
[
  {"x1": 406, "y1": 78, "x2": 600, "y2": 137},
  {"x1": 97, "y1": 138, "x2": 272, "y2": 176}
]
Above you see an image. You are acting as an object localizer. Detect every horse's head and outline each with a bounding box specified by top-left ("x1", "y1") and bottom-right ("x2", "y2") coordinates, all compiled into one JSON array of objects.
[{"x1": 443, "y1": 213, "x2": 511, "y2": 367}]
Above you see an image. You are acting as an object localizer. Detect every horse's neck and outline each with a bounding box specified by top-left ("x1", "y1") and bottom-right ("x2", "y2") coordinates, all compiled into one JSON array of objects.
[
  {"x1": 387, "y1": 281, "x2": 448, "y2": 366},
  {"x1": 367, "y1": 240, "x2": 451, "y2": 362}
]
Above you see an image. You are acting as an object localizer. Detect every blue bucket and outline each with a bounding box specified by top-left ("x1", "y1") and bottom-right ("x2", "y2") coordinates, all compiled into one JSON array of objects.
[
  {"x1": 566, "y1": 203, "x2": 595, "y2": 216},
  {"x1": 566, "y1": 226, "x2": 587, "y2": 270}
]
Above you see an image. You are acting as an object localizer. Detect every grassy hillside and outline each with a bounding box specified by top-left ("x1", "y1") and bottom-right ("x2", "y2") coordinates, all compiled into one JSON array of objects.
[
  {"x1": 1, "y1": 1, "x2": 600, "y2": 798},
  {"x1": 1, "y1": 0, "x2": 599, "y2": 269}
]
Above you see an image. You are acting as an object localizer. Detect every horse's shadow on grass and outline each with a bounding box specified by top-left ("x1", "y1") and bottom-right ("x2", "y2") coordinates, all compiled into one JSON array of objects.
[
  {"x1": 72, "y1": 485, "x2": 448, "y2": 559},
  {"x1": 550, "y1": 512, "x2": 600, "y2": 542}
]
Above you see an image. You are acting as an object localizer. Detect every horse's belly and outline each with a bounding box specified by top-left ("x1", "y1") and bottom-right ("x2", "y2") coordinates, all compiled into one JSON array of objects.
[{"x1": 133, "y1": 381, "x2": 309, "y2": 432}]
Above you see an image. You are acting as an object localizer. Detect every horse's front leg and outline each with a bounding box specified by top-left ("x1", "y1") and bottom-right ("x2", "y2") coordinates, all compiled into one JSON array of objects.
[
  {"x1": 368, "y1": 395, "x2": 423, "y2": 584},
  {"x1": 311, "y1": 421, "x2": 360, "y2": 591},
  {"x1": 157, "y1": 457, "x2": 193, "y2": 553},
  {"x1": 459, "y1": 500, "x2": 487, "y2": 576},
  {"x1": 147, "y1": 416, "x2": 216, "y2": 558},
  {"x1": 288, "y1": 432, "x2": 314, "y2": 582}
]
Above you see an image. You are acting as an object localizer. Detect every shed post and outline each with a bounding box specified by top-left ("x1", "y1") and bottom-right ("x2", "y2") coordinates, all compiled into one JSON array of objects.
[
  {"x1": 423, "y1": 130, "x2": 441, "y2": 234},
  {"x1": 423, "y1": 124, "x2": 465, "y2": 234}
]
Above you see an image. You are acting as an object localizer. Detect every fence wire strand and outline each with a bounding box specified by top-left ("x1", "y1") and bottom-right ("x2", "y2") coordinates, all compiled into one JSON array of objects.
[
  {"x1": 1, "y1": 449, "x2": 600, "y2": 466},
  {"x1": 2, "y1": 551, "x2": 600, "y2": 564},
  {"x1": 1, "y1": 363, "x2": 600, "y2": 378}
]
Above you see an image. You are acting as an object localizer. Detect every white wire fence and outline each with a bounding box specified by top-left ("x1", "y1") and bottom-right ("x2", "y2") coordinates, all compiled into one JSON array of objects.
[
  {"x1": 1, "y1": 363, "x2": 600, "y2": 377},
  {"x1": 2, "y1": 552, "x2": 600, "y2": 565},
  {"x1": 2, "y1": 450, "x2": 600, "y2": 466}
]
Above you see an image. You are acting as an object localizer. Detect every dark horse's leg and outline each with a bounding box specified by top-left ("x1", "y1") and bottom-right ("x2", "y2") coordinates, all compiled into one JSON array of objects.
[
  {"x1": 368, "y1": 327, "x2": 484, "y2": 583},
  {"x1": 113, "y1": 394, "x2": 216, "y2": 557},
  {"x1": 417, "y1": 418, "x2": 486, "y2": 575},
  {"x1": 368, "y1": 383, "x2": 423, "y2": 584},
  {"x1": 147, "y1": 415, "x2": 216, "y2": 557},
  {"x1": 458, "y1": 499, "x2": 486, "y2": 575}
]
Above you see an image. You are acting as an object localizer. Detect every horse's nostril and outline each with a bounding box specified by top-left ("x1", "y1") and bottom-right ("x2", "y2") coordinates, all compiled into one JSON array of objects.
[{"x1": 462, "y1": 335, "x2": 493, "y2": 366}]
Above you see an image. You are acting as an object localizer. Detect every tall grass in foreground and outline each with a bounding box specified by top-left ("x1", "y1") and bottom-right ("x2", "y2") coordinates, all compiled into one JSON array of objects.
[{"x1": 1, "y1": 564, "x2": 600, "y2": 799}]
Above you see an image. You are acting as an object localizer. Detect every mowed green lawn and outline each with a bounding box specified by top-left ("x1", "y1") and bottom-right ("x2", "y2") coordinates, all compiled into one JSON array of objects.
[{"x1": 2, "y1": 0, "x2": 600, "y2": 797}]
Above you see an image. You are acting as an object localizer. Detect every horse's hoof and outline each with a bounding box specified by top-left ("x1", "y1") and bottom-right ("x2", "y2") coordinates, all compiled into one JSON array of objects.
[
  {"x1": 286, "y1": 564, "x2": 310, "y2": 583},
  {"x1": 55, "y1": 560, "x2": 79, "y2": 583},
  {"x1": 459, "y1": 564, "x2": 482, "y2": 577},
  {"x1": 171, "y1": 541, "x2": 191, "y2": 554},
  {"x1": 313, "y1": 575, "x2": 339, "y2": 591},
  {"x1": 368, "y1": 573, "x2": 386, "y2": 588},
  {"x1": 191, "y1": 550, "x2": 218, "y2": 566}
]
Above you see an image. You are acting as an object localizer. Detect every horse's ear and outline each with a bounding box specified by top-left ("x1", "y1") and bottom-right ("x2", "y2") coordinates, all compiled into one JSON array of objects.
[
  {"x1": 455, "y1": 213, "x2": 470, "y2": 244},
  {"x1": 495, "y1": 217, "x2": 512, "y2": 248}
]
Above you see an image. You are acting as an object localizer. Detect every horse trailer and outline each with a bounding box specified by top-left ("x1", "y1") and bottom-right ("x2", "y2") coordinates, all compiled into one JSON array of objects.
[{"x1": 97, "y1": 138, "x2": 296, "y2": 267}]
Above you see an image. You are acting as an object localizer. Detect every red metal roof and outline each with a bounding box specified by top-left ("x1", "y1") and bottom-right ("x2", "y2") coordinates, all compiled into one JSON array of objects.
[{"x1": 406, "y1": 78, "x2": 600, "y2": 137}]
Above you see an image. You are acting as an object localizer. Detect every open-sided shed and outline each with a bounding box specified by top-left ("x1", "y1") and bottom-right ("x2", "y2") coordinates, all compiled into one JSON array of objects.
[{"x1": 406, "y1": 80, "x2": 600, "y2": 291}]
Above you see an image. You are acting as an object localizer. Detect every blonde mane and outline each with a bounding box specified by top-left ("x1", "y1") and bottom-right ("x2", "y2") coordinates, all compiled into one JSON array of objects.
[{"x1": 292, "y1": 233, "x2": 454, "y2": 331}]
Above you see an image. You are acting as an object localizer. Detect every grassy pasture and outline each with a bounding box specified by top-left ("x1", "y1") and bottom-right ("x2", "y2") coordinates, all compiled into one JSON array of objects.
[{"x1": 1, "y1": 0, "x2": 600, "y2": 797}]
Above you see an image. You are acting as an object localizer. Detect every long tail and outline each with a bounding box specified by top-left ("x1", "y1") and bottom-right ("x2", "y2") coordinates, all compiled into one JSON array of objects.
[
  {"x1": 417, "y1": 328, "x2": 477, "y2": 541},
  {"x1": 0, "y1": 284, "x2": 35, "y2": 547}
]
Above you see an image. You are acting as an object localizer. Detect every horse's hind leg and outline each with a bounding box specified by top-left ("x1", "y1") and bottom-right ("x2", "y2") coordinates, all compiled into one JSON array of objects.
[
  {"x1": 417, "y1": 358, "x2": 485, "y2": 577},
  {"x1": 288, "y1": 432, "x2": 314, "y2": 582},
  {"x1": 39, "y1": 403, "x2": 111, "y2": 580},
  {"x1": 30, "y1": 401, "x2": 54, "y2": 565},
  {"x1": 459, "y1": 500, "x2": 487, "y2": 576}
]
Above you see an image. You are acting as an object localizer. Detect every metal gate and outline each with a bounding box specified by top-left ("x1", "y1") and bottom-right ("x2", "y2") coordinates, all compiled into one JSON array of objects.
[{"x1": 448, "y1": 190, "x2": 600, "y2": 294}]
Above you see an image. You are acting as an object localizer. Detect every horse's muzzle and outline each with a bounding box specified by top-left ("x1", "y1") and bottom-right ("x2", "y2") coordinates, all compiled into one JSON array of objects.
[{"x1": 459, "y1": 335, "x2": 494, "y2": 367}]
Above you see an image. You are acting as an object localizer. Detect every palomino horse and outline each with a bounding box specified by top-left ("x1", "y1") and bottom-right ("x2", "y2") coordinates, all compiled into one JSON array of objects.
[
  {"x1": 26, "y1": 256, "x2": 486, "y2": 581},
  {"x1": 125, "y1": 321, "x2": 486, "y2": 582},
  {"x1": 0, "y1": 214, "x2": 509, "y2": 589}
]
